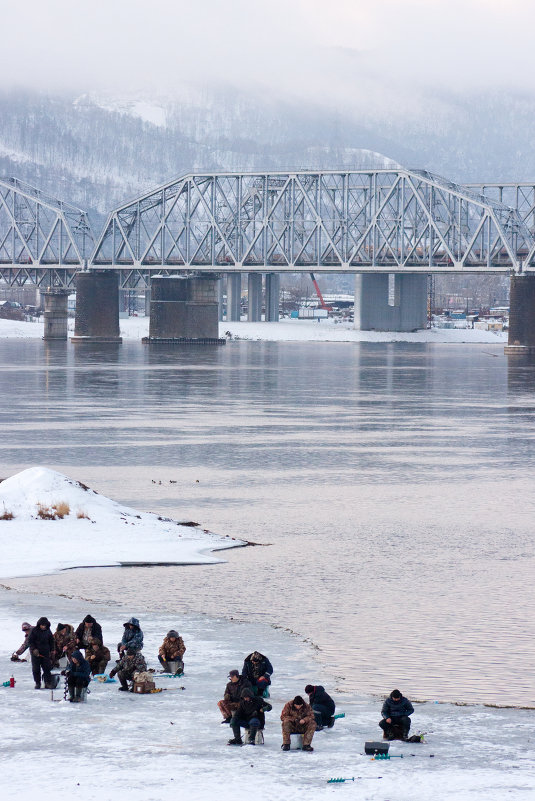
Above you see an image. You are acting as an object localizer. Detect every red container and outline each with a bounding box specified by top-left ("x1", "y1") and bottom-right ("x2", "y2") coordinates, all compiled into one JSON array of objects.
[{"x1": 9, "y1": 676, "x2": 15, "y2": 688}]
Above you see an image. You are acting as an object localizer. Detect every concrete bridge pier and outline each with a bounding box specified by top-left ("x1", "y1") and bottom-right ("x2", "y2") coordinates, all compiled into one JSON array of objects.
[
  {"x1": 248, "y1": 273, "x2": 262, "y2": 321},
  {"x1": 43, "y1": 288, "x2": 69, "y2": 340},
  {"x1": 505, "y1": 275, "x2": 535, "y2": 355},
  {"x1": 265, "y1": 273, "x2": 280, "y2": 321},
  {"x1": 144, "y1": 274, "x2": 223, "y2": 344},
  {"x1": 226, "y1": 273, "x2": 242, "y2": 321},
  {"x1": 354, "y1": 273, "x2": 428, "y2": 332},
  {"x1": 71, "y1": 271, "x2": 122, "y2": 343}
]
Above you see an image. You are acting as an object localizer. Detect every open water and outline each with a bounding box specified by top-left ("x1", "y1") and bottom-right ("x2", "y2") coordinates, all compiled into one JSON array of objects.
[{"x1": 1, "y1": 338, "x2": 534, "y2": 706}]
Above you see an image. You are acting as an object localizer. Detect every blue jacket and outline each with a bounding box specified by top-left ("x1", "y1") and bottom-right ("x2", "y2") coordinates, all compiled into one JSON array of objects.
[
  {"x1": 121, "y1": 617, "x2": 144, "y2": 651},
  {"x1": 381, "y1": 694, "x2": 414, "y2": 719},
  {"x1": 67, "y1": 650, "x2": 92, "y2": 681}
]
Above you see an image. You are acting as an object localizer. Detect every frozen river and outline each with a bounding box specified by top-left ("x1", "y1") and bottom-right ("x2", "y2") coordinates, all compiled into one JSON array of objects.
[{"x1": 1, "y1": 338, "x2": 534, "y2": 706}]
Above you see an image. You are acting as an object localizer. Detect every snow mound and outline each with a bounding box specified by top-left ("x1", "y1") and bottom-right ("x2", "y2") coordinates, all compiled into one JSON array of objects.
[{"x1": 0, "y1": 467, "x2": 244, "y2": 578}]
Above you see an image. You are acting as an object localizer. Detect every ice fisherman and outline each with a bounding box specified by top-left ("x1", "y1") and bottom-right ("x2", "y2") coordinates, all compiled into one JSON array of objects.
[
  {"x1": 227, "y1": 686, "x2": 272, "y2": 746},
  {"x1": 118, "y1": 617, "x2": 144, "y2": 654},
  {"x1": 218, "y1": 669, "x2": 253, "y2": 723},
  {"x1": 242, "y1": 650, "x2": 273, "y2": 695},
  {"x1": 158, "y1": 630, "x2": 186, "y2": 674},
  {"x1": 75, "y1": 615, "x2": 103, "y2": 653},
  {"x1": 379, "y1": 689, "x2": 414, "y2": 740},
  {"x1": 53, "y1": 623, "x2": 77, "y2": 666},
  {"x1": 11, "y1": 621, "x2": 33, "y2": 661},
  {"x1": 109, "y1": 647, "x2": 147, "y2": 691},
  {"x1": 65, "y1": 649, "x2": 91, "y2": 703},
  {"x1": 86, "y1": 639, "x2": 111, "y2": 676},
  {"x1": 305, "y1": 684, "x2": 336, "y2": 730},
  {"x1": 28, "y1": 616, "x2": 56, "y2": 689},
  {"x1": 280, "y1": 695, "x2": 316, "y2": 751}
]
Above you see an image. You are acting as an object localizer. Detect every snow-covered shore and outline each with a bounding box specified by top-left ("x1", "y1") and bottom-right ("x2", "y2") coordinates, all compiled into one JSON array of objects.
[
  {"x1": 1, "y1": 590, "x2": 534, "y2": 801},
  {"x1": 0, "y1": 314, "x2": 508, "y2": 344},
  {"x1": 0, "y1": 467, "x2": 244, "y2": 578}
]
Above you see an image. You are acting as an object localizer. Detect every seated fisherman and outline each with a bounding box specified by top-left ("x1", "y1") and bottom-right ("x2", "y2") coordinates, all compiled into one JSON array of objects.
[
  {"x1": 305, "y1": 683, "x2": 336, "y2": 730},
  {"x1": 158, "y1": 630, "x2": 186, "y2": 674},
  {"x1": 65, "y1": 650, "x2": 91, "y2": 703},
  {"x1": 227, "y1": 686, "x2": 272, "y2": 746},
  {"x1": 218, "y1": 669, "x2": 252, "y2": 723},
  {"x1": 86, "y1": 639, "x2": 111, "y2": 676},
  {"x1": 109, "y1": 647, "x2": 147, "y2": 691},
  {"x1": 379, "y1": 689, "x2": 414, "y2": 740},
  {"x1": 280, "y1": 695, "x2": 316, "y2": 752},
  {"x1": 242, "y1": 651, "x2": 273, "y2": 695}
]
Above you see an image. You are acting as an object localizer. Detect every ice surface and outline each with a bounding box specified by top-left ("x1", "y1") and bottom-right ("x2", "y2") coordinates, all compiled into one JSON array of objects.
[
  {"x1": 0, "y1": 467, "x2": 244, "y2": 577},
  {"x1": 0, "y1": 590, "x2": 533, "y2": 800}
]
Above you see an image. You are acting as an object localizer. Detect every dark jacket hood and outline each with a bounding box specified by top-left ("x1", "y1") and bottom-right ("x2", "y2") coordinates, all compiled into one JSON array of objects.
[
  {"x1": 71, "y1": 650, "x2": 85, "y2": 662},
  {"x1": 83, "y1": 615, "x2": 96, "y2": 624},
  {"x1": 36, "y1": 617, "x2": 51, "y2": 628},
  {"x1": 124, "y1": 617, "x2": 140, "y2": 629}
]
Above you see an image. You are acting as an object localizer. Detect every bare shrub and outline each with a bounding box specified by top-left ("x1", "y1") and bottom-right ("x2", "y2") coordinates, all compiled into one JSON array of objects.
[
  {"x1": 36, "y1": 503, "x2": 57, "y2": 520},
  {"x1": 0, "y1": 507, "x2": 14, "y2": 520},
  {"x1": 52, "y1": 501, "x2": 70, "y2": 519},
  {"x1": 76, "y1": 509, "x2": 89, "y2": 520}
]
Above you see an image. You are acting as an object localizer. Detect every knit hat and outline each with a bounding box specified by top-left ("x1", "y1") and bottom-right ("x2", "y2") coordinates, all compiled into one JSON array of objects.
[
  {"x1": 21, "y1": 622, "x2": 32, "y2": 631},
  {"x1": 304, "y1": 685, "x2": 314, "y2": 694},
  {"x1": 167, "y1": 630, "x2": 179, "y2": 639},
  {"x1": 390, "y1": 689, "x2": 402, "y2": 699},
  {"x1": 293, "y1": 695, "x2": 305, "y2": 706},
  {"x1": 228, "y1": 670, "x2": 239, "y2": 678},
  {"x1": 56, "y1": 623, "x2": 67, "y2": 632},
  {"x1": 241, "y1": 687, "x2": 254, "y2": 698}
]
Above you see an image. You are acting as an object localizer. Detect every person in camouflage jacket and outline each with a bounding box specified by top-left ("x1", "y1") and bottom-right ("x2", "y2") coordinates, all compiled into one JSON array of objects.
[
  {"x1": 53, "y1": 623, "x2": 77, "y2": 666},
  {"x1": 109, "y1": 648, "x2": 147, "y2": 691},
  {"x1": 158, "y1": 630, "x2": 186, "y2": 673},
  {"x1": 280, "y1": 695, "x2": 316, "y2": 751},
  {"x1": 86, "y1": 639, "x2": 111, "y2": 676}
]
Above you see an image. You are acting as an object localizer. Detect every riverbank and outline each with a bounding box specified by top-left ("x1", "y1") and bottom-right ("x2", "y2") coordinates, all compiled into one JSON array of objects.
[
  {"x1": 1, "y1": 588, "x2": 534, "y2": 801},
  {"x1": 0, "y1": 315, "x2": 508, "y2": 343}
]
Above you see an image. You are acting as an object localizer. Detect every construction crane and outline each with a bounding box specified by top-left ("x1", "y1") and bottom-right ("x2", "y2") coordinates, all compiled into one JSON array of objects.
[{"x1": 309, "y1": 273, "x2": 332, "y2": 312}]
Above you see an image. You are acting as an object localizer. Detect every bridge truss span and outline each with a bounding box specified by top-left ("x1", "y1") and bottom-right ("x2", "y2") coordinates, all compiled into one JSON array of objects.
[
  {"x1": 90, "y1": 168, "x2": 532, "y2": 274},
  {"x1": 0, "y1": 177, "x2": 94, "y2": 288}
]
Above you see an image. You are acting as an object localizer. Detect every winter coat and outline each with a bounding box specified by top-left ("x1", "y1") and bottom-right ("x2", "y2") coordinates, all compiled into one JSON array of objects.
[
  {"x1": 224, "y1": 675, "x2": 252, "y2": 703},
  {"x1": 75, "y1": 616, "x2": 103, "y2": 648},
  {"x1": 381, "y1": 695, "x2": 414, "y2": 720},
  {"x1": 307, "y1": 685, "x2": 335, "y2": 715},
  {"x1": 54, "y1": 625, "x2": 77, "y2": 658},
  {"x1": 158, "y1": 633, "x2": 186, "y2": 661},
  {"x1": 14, "y1": 625, "x2": 33, "y2": 656},
  {"x1": 86, "y1": 642, "x2": 111, "y2": 671},
  {"x1": 234, "y1": 694, "x2": 272, "y2": 728},
  {"x1": 280, "y1": 700, "x2": 315, "y2": 726},
  {"x1": 120, "y1": 617, "x2": 144, "y2": 651},
  {"x1": 242, "y1": 652, "x2": 273, "y2": 685},
  {"x1": 66, "y1": 651, "x2": 92, "y2": 681},
  {"x1": 110, "y1": 651, "x2": 147, "y2": 679},
  {"x1": 28, "y1": 618, "x2": 55, "y2": 659}
]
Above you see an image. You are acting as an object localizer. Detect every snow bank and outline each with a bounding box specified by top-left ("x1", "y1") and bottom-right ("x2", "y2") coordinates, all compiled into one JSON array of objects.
[
  {"x1": 0, "y1": 467, "x2": 244, "y2": 577},
  {"x1": 1, "y1": 590, "x2": 534, "y2": 801},
  {"x1": 0, "y1": 315, "x2": 508, "y2": 344}
]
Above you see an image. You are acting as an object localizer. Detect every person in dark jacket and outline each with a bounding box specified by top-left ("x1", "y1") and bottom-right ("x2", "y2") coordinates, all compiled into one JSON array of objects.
[
  {"x1": 228, "y1": 687, "x2": 272, "y2": 746},
  {"x1": 242, "y1": 651, "x2": 273, "y2": 695},
  {"x1": 75, "y1": 615, "x2": 103, "y2": 652},
  {"x1": 28, "y1": 616, "x2": 56, "y2": 689},
  {"x1": 65, "y1": 649, "x2": 92, "y2": 702},
  {"x1": 379, "y1": 689, "x2": 414, "y2": 740},
  {"x1": 109, "y1": 648, "x2": 147, "y2": 691},
  {"x1": 11, "y1": 622, "x2": 33, "y2": 661},
  {"x1": 118, "y1": 617, "x2": 144, "y2": 654},
  {"x1": 86, "y1": 639, "x2": 111, "y2": 676},
  {"x1": 218, "y1": 670, "x2": 253, "y2": 722},
  {"x1": 305, "y1": 684, "x2": 336, "y2": 730}
]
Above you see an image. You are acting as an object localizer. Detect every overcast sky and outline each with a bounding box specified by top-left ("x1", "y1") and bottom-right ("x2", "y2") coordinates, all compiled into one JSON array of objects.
[{"x1": 1, "y1": 0, "x2": 533, "y2": 108}]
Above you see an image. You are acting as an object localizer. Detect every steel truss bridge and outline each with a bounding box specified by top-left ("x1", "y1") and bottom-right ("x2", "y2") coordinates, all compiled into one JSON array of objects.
[{"x1": 1, "y1": 169, "x2": 535, "y2": 289}]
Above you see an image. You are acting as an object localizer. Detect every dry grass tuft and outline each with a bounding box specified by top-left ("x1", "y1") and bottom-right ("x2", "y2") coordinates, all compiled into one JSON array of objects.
[
  {"x1": 0, "y1": 507, "x2": 14, "y2": 520},
  {"x1": 76, "y1": 509, "x2": 89, "y2": 520},
  {"x1": 52, "y1": 501, "x2": 70, "y2": 519},
  {"x1": 36, "y1": 503, "x2": 57, "y2": 520}
]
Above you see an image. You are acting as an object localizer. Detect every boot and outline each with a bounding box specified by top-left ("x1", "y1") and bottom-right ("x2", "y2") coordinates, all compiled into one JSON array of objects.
[
  {"x1": 281, "y1": 744, "x2": 290, "y2": 751},
  {"x1": 248, "y1": 727, "x2": 258, "y2": 744},
  {"x1": 68, "y1": 688, "x2": 75, "y2": 702},
  {"x1": 34, "y1": 683, "x2": 41, "y2": 690},
  {"x1": 302, "y1": 744, "x2": 314, "y2": 752},
  {"x1": 227, "y1": 738, "x2": 243, "y2": 746}
]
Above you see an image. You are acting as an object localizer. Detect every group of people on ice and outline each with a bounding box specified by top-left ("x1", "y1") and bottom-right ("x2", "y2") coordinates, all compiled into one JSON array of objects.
[
  {"x1": 12, "y1": 619, "x2": 415, "y2": 746},
  {"x1": 11, "y1": 615, "x2": 186, "y2": 702}
]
